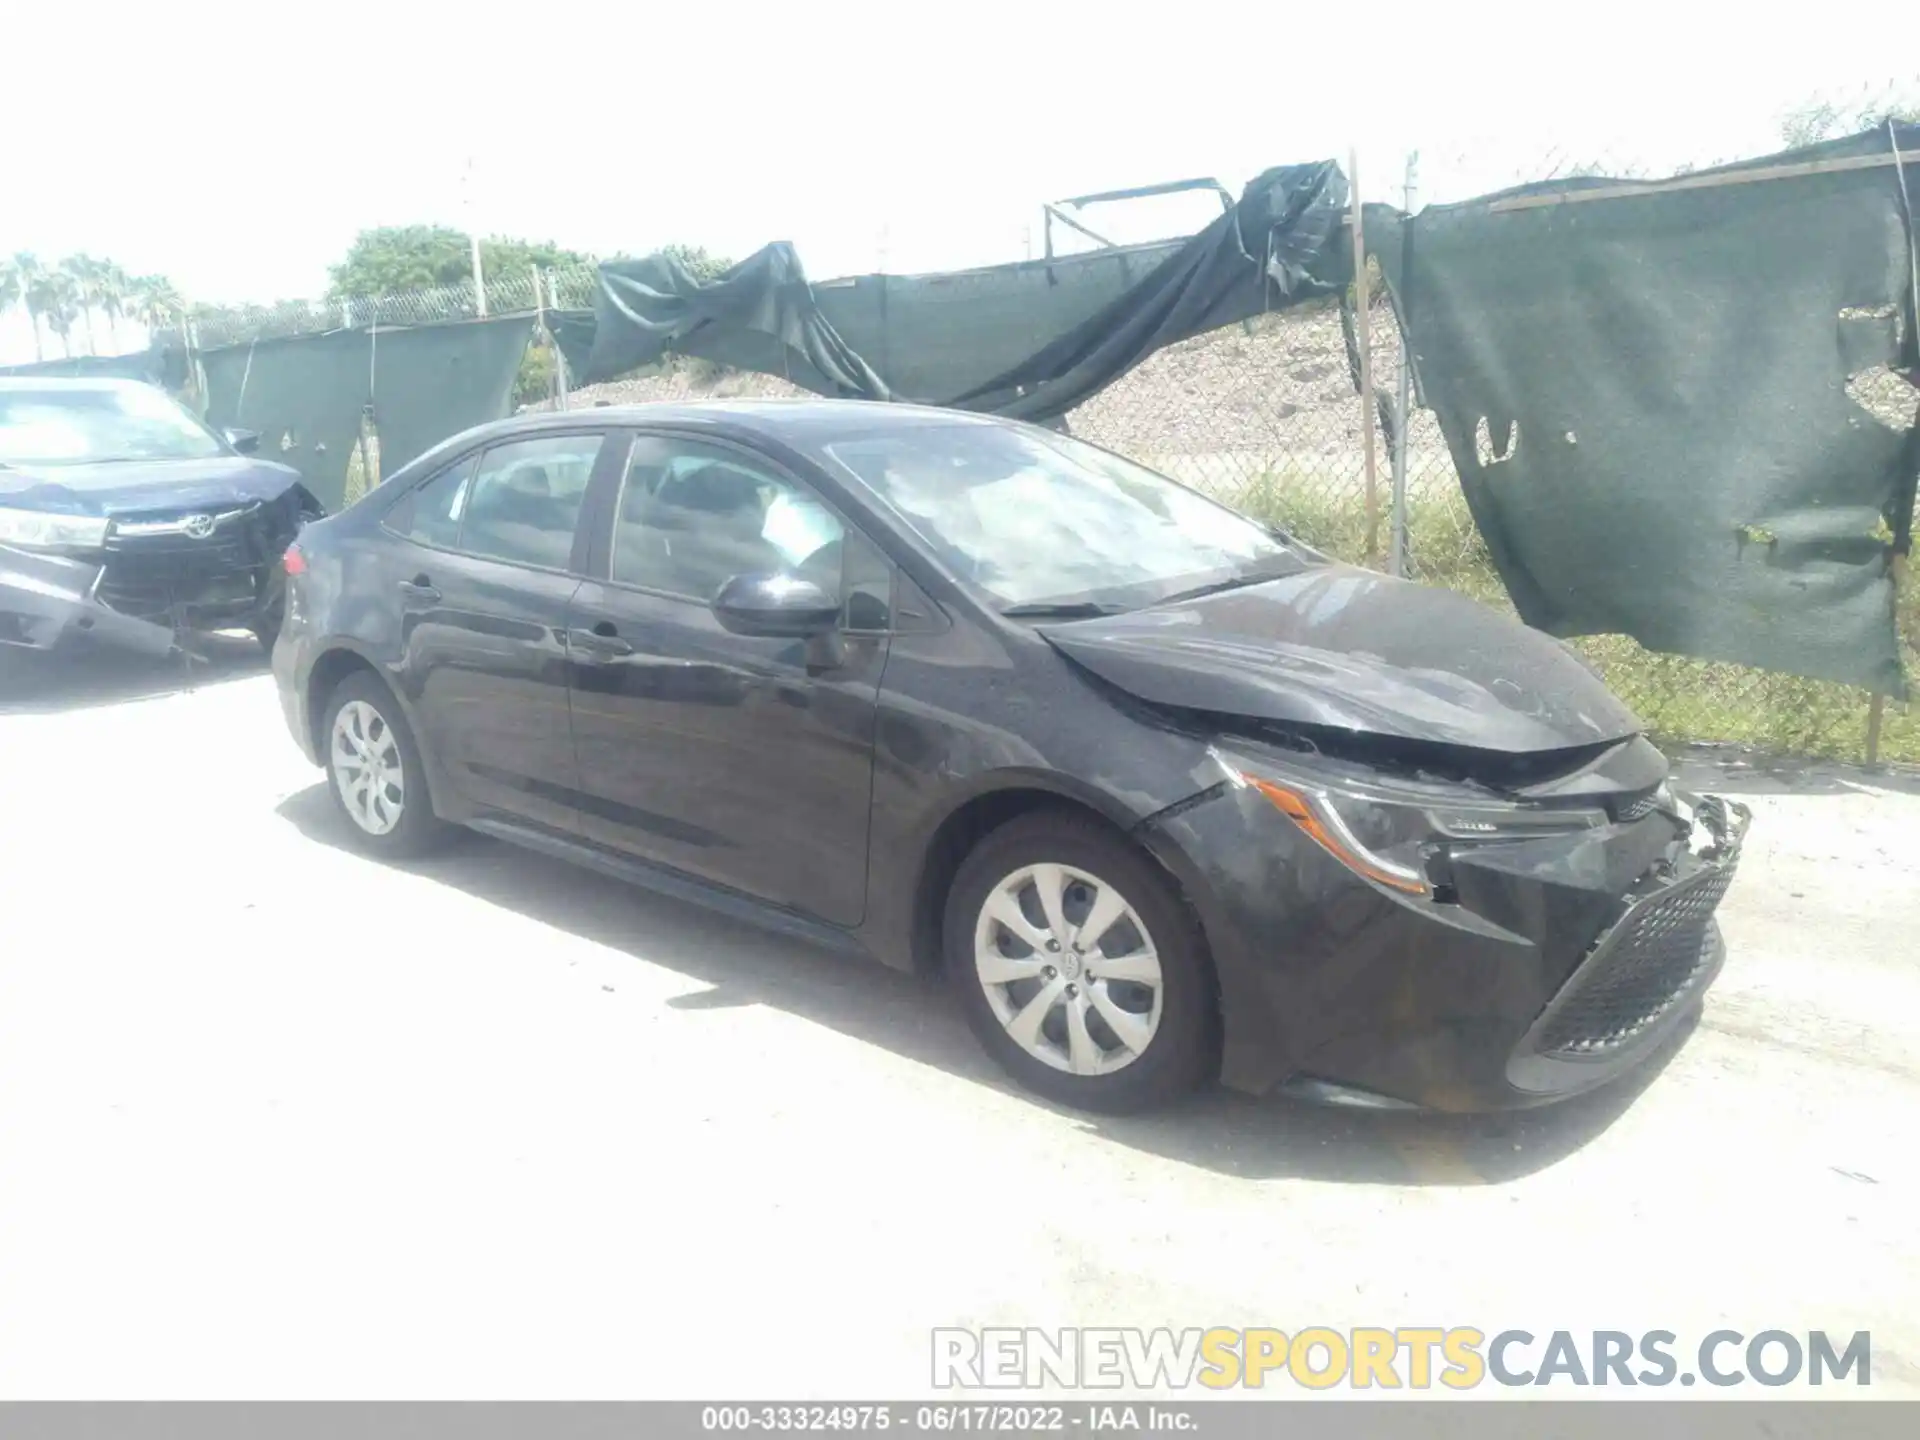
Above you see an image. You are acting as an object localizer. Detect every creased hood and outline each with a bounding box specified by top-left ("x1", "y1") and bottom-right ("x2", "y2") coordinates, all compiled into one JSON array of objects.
[
  {"x1": 0, "y1": 456, "x2": 308, "y2": 515},
  {"x1": 1039, "y1": 566, "x2": 1642, "y2": 754}
]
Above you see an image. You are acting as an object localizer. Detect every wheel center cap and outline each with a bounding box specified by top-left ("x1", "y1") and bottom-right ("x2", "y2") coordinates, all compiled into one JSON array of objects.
[{"x1": 1059, "y1": 950, "x2": 1083, "y2": 980}]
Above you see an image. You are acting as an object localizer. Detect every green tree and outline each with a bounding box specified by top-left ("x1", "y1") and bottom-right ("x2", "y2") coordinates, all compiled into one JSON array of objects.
[
  {"x1": 656, "y1": 243, "x2": 733, "y2": 283},
  {"x1": 514, "y1": 342, "x2": 557, "y2": 407},
  {"x1": 327, "y1": 225, "x2": 596, "y2": 300},
  {"x1": 1781, "y1": 93, "x2": 1920, "y2": 147},
  {"x1": 329, "y1": 227, "x2": 732, "y2": 307}
]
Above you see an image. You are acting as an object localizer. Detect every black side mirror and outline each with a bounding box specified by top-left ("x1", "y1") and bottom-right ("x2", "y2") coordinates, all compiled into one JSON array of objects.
[
  {"x1": 711, "y1": 572, "x2": 841, "y2": 637},
  {"x1": 225, "y1": 427, "x2": 261, "y2": 455}
]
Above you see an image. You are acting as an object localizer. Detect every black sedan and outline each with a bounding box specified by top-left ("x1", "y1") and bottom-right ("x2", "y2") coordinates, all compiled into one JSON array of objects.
[
  {"x1": 271, "y1": 399, "x2": 1748, "y2": 1114},
  {"x1": 0, "y1": 378, "x2": 321, "y2": 657}
]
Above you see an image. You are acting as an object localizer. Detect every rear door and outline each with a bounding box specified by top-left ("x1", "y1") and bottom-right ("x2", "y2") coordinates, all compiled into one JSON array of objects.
[
  {"x1": 383, "y1": 428, "x2": 622, "y2": 833},
  {"x1": 563, "y1": 431, "x2": 892, "y2": 927}
]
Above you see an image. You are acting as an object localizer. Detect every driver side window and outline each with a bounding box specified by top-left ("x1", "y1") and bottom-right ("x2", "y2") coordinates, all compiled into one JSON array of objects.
[{"x1": 613, "y1": 437, "x2": 847, "y2": 604}]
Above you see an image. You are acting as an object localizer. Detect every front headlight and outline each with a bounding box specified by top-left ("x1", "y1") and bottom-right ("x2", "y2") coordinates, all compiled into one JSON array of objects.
[
  {"x1": 0, "y1": 506, "x2": 110, "y2": 551},
  {"x1": 1224, "y1": 760, "x2": 1605, "y2": 897}
]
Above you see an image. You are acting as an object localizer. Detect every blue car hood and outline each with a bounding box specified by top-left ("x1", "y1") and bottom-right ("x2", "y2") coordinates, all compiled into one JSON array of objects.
[
  {"x1": 0, "y1": 455, "x2": 310, "y2": 515},
  {"x1": 1039, "y1": 565, "x2": 1643, "y2": 755}
]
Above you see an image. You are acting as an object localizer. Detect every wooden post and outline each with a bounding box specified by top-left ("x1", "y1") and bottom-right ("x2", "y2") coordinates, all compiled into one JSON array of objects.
[{"x1": 1350, "y1": 149, "x2": 1379, "y2": 565}]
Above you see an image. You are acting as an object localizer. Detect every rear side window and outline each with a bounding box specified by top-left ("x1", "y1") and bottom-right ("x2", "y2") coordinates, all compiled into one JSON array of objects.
[
  {"x1": 391, "y1": 433, "x2": 604, "y2": 571},
  {"x1": 460, "y1": 434, "x2": 604, "y2": 570},
  {"x1": 395, "y1": 454, "x2": 477, "y2": 549}
]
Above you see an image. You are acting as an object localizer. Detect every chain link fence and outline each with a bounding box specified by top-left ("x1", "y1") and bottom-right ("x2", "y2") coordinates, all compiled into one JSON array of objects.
[{"x1": 186, "y1": 264, "x2": 602, "y2": 347}]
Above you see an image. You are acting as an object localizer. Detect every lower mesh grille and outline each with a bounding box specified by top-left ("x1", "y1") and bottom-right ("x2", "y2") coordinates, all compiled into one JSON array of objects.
[{"x1": 1537, "y1": 866, "x2": 1733, "y2": 1057}]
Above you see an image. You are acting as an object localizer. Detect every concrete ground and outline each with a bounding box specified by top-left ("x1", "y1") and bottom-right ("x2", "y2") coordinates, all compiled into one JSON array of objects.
[{"x1": 1, "y1": 641, "x2": 1917, "y2": 1401}]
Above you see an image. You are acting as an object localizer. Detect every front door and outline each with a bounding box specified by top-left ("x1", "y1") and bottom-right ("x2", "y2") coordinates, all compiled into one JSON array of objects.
[
  {"x1": 564, "y1": 433, "x2": 891, "y2": 928},
  {"x1": 386, "y1": 429, "x2": 614, "y2": 833}
]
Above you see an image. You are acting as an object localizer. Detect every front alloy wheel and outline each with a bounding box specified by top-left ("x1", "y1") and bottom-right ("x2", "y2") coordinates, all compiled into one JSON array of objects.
[
  {"x1": 947, "y1": 811, "x2": 1217, "y2": 1113},
  {"x1": 974, "y1": 863, "x2": 1164, "y2": 1076}
]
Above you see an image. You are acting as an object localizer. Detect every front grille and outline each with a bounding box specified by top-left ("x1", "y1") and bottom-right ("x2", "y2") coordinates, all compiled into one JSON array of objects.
[
  {"x1": 98, "y1": 501, "x2": 289, "y2": 623},
  {"x1": 1536, "y1": 865, "x2": 1733, "y2": 1057}
]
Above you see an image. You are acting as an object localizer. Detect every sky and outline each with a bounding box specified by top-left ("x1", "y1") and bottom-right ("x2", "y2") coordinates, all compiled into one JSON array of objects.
[{"x1": 3, "y1": 0, "x2": 1915, "y2": 363}]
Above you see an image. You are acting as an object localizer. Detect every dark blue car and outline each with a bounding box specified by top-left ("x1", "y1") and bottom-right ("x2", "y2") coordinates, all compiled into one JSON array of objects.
[{"x1": 0, "y1": 377, "x2": 321, "y2": 657}]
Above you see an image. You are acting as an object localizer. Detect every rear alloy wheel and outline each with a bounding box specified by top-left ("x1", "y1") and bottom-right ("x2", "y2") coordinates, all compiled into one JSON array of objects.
[
  {"x1": 946, "y1": 812, "x2": 1217, "y2": 1112},
  {"x1": 321, "y1": 673, "x2": 448, "y2": 856}
]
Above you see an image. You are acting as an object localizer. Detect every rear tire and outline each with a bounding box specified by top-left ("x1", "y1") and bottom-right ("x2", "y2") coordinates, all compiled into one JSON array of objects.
[
  {"x1": 252, "y1": 606, "x2": 281, "y2": 656},
  {"x1": 320, "y1": 672, "x2": 450, "y2": 857},
  {"x1": 945, "y1": 810, "x2": 1218, "y2": 1113}
]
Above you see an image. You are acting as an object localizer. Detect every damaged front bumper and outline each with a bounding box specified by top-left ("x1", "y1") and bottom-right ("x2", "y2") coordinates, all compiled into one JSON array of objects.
[
  {"x1": 1143, "y1": 774, "x2": 1753, "y2": 1112},
  {"x1": 0, "y1": 543, "x2": 177, "y2": 657},
  {"x1": 1503, "y1": 789, "x2": 1750, "y2": 1097}
]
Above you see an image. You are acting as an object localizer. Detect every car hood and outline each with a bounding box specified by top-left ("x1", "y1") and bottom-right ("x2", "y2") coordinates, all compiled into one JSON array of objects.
[
  {"x1": 0, "y1": 455, "x2": 309, "y2": 515},
  {"x1": 1038, "y1": 565, "x2": 1642, "y2": 754}
]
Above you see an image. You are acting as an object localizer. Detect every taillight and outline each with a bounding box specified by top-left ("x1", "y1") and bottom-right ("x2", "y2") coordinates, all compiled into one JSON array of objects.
[{"x1": 283, "y1": 544, "x2": 308, "y2": 576}]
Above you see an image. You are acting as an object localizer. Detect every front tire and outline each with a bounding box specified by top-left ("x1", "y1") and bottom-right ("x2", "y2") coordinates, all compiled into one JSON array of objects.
[
  {"x1": 320, "y1": 672, "x2": 449, "y2": 857},
  {"x1": 945, "y1": 811, "x2": 1218, "y2": 1113}
]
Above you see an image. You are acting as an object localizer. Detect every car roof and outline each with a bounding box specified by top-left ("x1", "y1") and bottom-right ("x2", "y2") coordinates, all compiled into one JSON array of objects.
[{"x1": 486, "y1": 397, "x2": 1009, "y2": 448}]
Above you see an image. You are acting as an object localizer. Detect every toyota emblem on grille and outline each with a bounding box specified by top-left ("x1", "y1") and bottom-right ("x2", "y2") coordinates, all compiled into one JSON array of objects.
[{"x1": 181, "y1": 514, "x2": 216, "y2": 539}]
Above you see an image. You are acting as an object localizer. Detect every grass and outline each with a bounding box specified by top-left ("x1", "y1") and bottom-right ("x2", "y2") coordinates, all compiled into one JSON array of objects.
[{"x1": 1232, "y1": 472, "x2": 1919, "y2": 766}]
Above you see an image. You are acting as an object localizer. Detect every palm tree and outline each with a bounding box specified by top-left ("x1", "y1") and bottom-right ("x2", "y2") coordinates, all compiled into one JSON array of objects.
[
  {"x1": 9, "y1": 252, "x2": 50, "y2": 362},
  {"x1": 98, "y1": 260, "x2": 132, "y2": 351},
  {"x1": 35, "y1": 271, "x2": 80, "y2": 358},
  {"x1": 0, "y1": 257, "x2": 21, "y2": 341},
  {"x1": 128, "y1": 273, "x2": 184, "y2": 335},
  {"x1": 62, "y1": 254, "x2": 117, "y2": 355}
]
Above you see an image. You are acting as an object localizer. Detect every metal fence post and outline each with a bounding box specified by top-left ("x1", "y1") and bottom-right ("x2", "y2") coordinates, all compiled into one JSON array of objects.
[
  {"x1": 1865, "y1": 551, "x2": 1906, "y2": 767},
  {"x1": 1389, "y1": 152, "x2": 1419, "y2": 579},
  {"x1": 1348, "y1": 149, "x2": 1379, "y2": 566}
]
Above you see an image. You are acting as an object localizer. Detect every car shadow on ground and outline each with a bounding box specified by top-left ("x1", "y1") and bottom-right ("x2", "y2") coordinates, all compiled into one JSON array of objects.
[
  {"x1": 277, "y1": 782, "x2": 1687, "y2": 1189},
  {"x1": 0, "y1": 634, "x2": 266, "y2": 715}
]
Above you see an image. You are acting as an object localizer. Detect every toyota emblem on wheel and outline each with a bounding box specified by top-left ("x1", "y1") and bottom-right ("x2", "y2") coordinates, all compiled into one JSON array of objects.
[{"x1": 181, "y1": 514, "x2": 216, "y2": 539}]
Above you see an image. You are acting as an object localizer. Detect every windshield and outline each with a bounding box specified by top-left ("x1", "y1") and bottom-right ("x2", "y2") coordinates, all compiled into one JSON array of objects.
[
  {"x1": 0, "y1": 386, "x2": 228, "y2": 466},
  {"x1": 821, "y1": 420, "x2": 1301, "y2": 610}
]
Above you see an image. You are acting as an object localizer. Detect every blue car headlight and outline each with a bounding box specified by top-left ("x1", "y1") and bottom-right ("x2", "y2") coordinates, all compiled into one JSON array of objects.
[{"x1": 0, "y1": 506, "x2": 110, "y2": 552}]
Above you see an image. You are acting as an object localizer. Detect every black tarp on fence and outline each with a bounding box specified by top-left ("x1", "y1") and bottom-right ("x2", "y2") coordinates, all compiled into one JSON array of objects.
[
  {"x1": 560, "y1": 161, "x2": 1353, "y2": 423},
  {"x1": 1374, "y1": 126, "x2": 1920, "y2": 697},
  {"x1": 198, "y1": 317, "x2": 534, "y2": 510}
]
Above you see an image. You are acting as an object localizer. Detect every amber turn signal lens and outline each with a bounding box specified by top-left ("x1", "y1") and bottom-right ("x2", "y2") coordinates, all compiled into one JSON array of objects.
[{"x1": 1243, "y1": 775, "x2": 1429, "y2": 896}]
